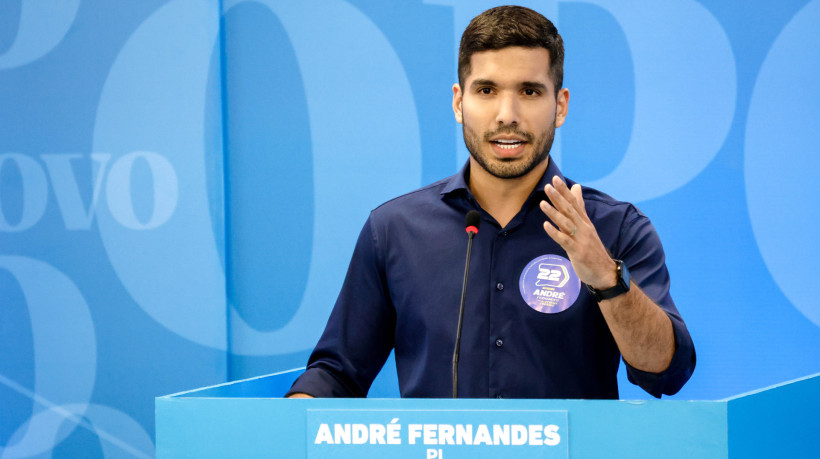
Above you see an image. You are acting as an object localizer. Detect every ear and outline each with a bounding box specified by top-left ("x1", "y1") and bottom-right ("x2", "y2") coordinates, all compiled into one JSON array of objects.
[
  {"x1": 555, "y1": 87, "x2": 570, "y2": 128},
  {"x1": 452, "y1": 83, "x2": 464, "y2": 124}
]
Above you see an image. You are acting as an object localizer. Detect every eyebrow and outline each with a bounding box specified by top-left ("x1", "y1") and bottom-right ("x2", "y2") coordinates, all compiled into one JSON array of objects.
[
  {"x1": 469, "y1": 79, "x2": 549, "y2": 92},
  {"x1": 470, "y1": 79, "x2": 496, "y2": 90},
  {"x1": 520, "y1": 81, "x2": 549, "y2": 92}
]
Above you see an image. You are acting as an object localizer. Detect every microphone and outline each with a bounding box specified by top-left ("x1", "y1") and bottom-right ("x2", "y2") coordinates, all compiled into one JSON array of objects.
[{"x1": 453, "y1": 210, "x2": 480, "y2": 398}]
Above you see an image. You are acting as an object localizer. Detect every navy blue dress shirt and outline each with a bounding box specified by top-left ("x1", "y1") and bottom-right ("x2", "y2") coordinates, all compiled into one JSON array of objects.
[{"x1": 288, "y1": 160, "x2": 695, "y2": 399}]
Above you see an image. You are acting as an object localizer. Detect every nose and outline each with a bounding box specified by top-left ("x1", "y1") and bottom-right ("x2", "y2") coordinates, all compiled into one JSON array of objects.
[{"x1": 495, "y1": 93, "x2": 520, "y2": 126}]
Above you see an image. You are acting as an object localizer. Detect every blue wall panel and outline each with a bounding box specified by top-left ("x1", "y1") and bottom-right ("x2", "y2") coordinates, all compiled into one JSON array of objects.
[
  {"x1": 0, "y1": 1, "x2": 227, "y2": 457},
  {"x1": 1, "y1": 0, "x2": 819, "y2": 456}
]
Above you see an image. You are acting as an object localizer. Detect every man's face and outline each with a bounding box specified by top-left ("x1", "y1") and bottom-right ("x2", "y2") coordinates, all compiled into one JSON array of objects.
[{"x1": 453, "y1": 46, "x2": 569, "y2": 179}]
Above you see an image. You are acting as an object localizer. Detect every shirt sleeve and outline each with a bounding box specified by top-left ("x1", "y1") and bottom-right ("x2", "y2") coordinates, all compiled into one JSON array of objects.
[
  {"x1": 616, "y1": 208, "x2": 696, "y2": 398},
  {"x1": 286, "y1": 216, "x2": 396, "y2": 397}
]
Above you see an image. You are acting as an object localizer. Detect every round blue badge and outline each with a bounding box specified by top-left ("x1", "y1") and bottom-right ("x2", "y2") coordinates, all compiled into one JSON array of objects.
[{"x1": 519, "y1": 254, "x2": 581, "y2": 314}]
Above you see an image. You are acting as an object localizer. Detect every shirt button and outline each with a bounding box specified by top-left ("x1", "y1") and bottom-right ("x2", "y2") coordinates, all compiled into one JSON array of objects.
[
  {"x1": 496, "y1": 282, "x2": 504, "y2": 291},
  {"x1": 495, "y1": 339, "x2": 503, "y2": 348},
  {"x1": 502, "y1": 231, "x2": 509, "y2": 237}
]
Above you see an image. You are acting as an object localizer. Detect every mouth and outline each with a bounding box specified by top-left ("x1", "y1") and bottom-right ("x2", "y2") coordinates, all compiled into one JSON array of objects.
[
  {"x1": 491, "y1": 139, "x2": 526, "y2": 150},
  {"x1": 489, "y1": 137, "x2": 528, "y2": 157}
]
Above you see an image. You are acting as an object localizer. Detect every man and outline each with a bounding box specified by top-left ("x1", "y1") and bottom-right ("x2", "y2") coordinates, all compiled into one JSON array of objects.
[{"x1": 288, "y1": 5, "x2": 695, "y2": 399}]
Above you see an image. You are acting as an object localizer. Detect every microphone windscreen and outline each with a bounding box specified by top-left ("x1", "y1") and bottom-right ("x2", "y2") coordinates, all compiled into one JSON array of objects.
[{"x1": 465, "y1": 210, "x2": 481, "y2": 230}]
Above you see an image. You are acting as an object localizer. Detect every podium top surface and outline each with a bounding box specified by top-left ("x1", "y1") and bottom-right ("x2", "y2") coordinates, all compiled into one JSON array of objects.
[{"x1": 156, "y1": 369, "x2": 819, "y2": 458}]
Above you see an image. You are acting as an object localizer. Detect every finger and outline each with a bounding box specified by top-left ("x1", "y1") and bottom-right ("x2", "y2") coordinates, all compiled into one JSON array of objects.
[
  {"x1": 540, "y1": 199, "x2": 576, "y2": 235},
  {"x1": 570, "y1": 184, "x2": 588, "y2": 217},
  {"x1": 552, "y1": 176, "x2": 584, "y2": 216},
  {"x1": 545, "y1": 181, "x2": 581, "y2": 225},
  {"x1": 543, "y1": 219, "x2": 573, "y2": 248}
]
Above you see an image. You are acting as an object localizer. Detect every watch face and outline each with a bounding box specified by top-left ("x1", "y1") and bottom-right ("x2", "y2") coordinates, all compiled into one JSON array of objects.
[
  {"x1": 618, "y1": 260, "x2": 631, "y2": 289},
  {"x1": 621, "y1": 263, "x2": 632, "y2": 290},
  {"x1": 589, "y1": 260, "x2": 630, "y2": 301},
  {"x1": 585, "y1": 260, "x2": 631, "y2": 301}
]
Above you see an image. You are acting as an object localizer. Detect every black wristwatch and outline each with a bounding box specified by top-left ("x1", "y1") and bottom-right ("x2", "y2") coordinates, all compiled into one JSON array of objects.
[{"x1": 586, "y1": 259, "x2": 630, "y2": 302}]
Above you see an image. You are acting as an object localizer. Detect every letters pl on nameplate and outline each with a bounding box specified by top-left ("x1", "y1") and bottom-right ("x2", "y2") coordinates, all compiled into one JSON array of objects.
[{"x1": 306, "y1": 409, "x2": 568, "y2": 459}]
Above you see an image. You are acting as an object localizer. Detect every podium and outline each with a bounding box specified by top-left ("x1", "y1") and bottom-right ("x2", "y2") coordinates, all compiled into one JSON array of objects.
[{"x1": 156, "y1": 369, "x2": 818, "y2": 458}]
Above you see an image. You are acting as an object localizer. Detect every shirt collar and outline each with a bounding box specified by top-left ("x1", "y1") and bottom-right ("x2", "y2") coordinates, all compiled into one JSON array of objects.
[
  {"x1": 440, "y1": 157, "x2": 567, "y2": 200},
  {"x1": 439, "y1": 161, "x2": 470, "y2": 196}
]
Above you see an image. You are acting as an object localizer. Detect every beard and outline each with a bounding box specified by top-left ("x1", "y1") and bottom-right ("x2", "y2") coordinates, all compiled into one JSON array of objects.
[{"x1": 463, "y1": 120, "x2": 555, "y2": 179}]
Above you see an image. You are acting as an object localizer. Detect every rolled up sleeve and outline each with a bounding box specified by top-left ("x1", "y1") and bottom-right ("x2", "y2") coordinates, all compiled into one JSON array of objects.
[
  {"x1": 286, "y1": 216, "x2": 396, "y2": 397},
  {"x1": 618, "y1": 208, "x2": 696, "y2": 398}
]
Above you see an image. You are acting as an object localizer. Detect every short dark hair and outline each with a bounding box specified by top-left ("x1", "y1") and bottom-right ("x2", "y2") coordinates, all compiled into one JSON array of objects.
[{"x1": 458, "y1": 5, "x2": 564, "y2": 94}]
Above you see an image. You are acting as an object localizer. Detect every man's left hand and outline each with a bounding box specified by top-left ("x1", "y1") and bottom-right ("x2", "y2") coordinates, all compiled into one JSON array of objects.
[{"x1": 539, "y1": 175, "x2": 616, "y2": 290}]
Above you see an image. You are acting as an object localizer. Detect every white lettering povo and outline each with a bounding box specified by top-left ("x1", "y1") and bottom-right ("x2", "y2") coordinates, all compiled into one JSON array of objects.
[
  {"x1": 0, "y1": 152, "x2": 178, "y2": 232},
  {"x1": 42, "y1": 153, "x2": 111, "y2": 230},
  {"x1": 0, "y1": 153, "x2": 48, "y2": 231},
  {"x1": 105, "y1": 151, "x2": 178, "y2": 230}
]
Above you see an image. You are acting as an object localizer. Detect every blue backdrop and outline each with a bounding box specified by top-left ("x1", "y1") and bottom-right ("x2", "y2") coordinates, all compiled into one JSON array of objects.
[{"x1": 1, "y1": 0, "x2": 819, "y2": 457}]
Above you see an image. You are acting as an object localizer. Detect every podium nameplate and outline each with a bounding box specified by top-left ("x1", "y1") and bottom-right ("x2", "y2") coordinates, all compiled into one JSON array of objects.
[{"x1": 307, "y1": 409, "x2": 567, "y2": 458}]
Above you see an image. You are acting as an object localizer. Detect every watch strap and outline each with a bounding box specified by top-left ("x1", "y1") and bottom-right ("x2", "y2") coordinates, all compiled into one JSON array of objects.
[{"x1": 586, "y1": 259, "x2": 630, "y2": 302}]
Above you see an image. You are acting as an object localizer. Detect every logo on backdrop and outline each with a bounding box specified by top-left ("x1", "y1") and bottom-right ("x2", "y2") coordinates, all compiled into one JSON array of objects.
[{"x1": 519, "y1": 255, "x2": 581, "y2": 314}]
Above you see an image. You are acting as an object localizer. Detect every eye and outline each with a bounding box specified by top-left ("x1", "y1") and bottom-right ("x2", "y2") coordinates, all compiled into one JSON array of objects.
[
  {"x1": 523, "y1": 88, "x2": 540, "y2": 96},
  {"x1": 478, "y1": 87, "x2": 493, "y2": 95}
]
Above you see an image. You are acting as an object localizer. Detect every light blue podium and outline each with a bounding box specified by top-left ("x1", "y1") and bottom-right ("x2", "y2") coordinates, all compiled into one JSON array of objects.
[{"x1": 156, "y1": 369, "x2": 818, "y2": 458}]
